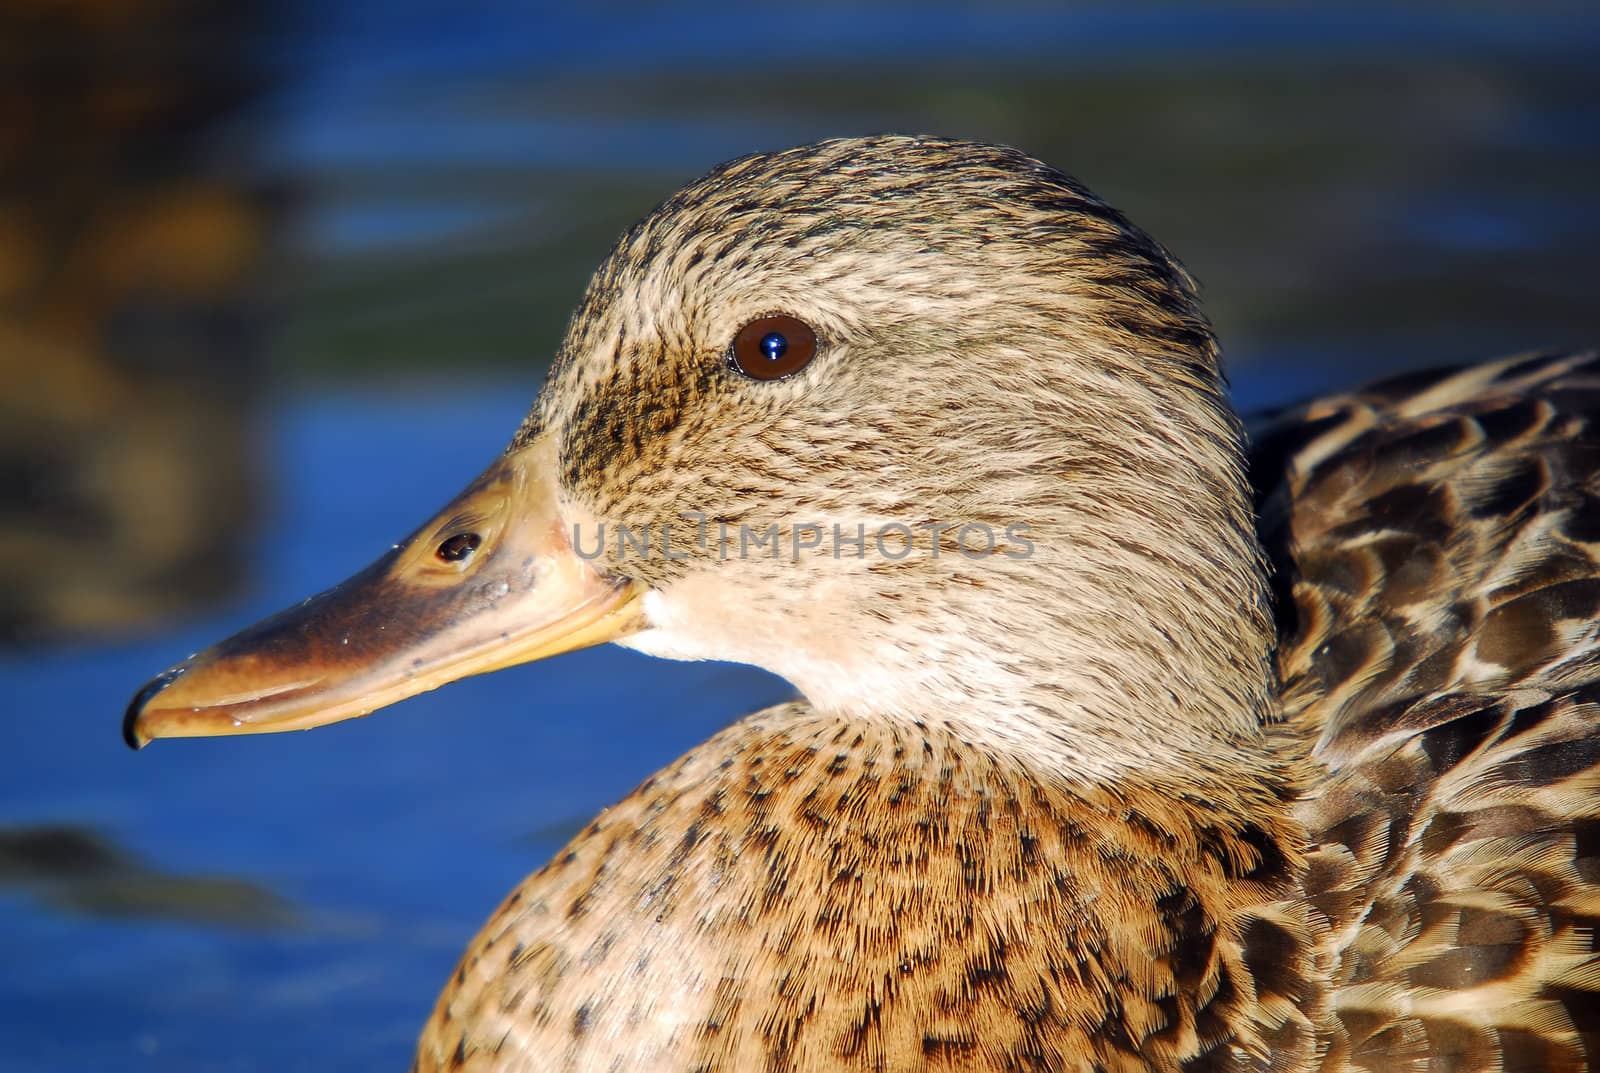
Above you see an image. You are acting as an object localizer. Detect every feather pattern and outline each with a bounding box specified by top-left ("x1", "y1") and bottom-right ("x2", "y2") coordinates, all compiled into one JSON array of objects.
[
  {"x1": 1256, "y1": 351, "x2": 1600, "y2": 1073},
  {"x1": 155, "y1": 136, "x2": 1585, "y2": 1072}
]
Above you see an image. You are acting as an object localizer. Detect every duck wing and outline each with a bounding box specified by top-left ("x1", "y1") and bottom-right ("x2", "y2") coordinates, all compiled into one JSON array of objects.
[{"x1": 1252, "y1": 350, "x2": 1600, "y2": 1072}]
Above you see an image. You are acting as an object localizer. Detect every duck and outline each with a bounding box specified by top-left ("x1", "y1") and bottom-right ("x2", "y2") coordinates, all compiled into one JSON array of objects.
[{"x1": 124, "y1": 136, "x2": 1600, "y2": 1072}]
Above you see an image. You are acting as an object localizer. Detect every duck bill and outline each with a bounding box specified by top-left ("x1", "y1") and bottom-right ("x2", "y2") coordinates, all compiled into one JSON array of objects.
[{"x1": 123, "y1": 435, "x2": 643, "y2": 749}]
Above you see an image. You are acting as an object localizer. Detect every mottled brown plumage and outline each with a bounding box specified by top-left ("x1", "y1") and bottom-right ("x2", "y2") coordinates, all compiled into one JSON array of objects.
[
  {"x1": 416, "y1": 141, "x2": 1600, "y2": 1071},
  {"x1": 1256, "y1": 354, "x2": 1600, "y2": 1072},
  {"x1": 126, "y1": 136, "x2": 1600, "y2": 1071}
]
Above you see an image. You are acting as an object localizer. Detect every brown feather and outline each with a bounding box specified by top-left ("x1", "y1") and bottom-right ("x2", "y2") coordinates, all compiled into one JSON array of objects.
[
  {"x1": 1259, "y1": 351, "x2": 1600, "y2": 1073},
  {"x1": 390, "y1": 139, "x2": 1600, "y2": 1071}
]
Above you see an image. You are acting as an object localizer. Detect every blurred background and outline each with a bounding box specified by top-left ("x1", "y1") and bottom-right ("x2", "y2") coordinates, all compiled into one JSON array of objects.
[{"x1": 2, "y1": 2, "x2": 1597, "y2": 1069}]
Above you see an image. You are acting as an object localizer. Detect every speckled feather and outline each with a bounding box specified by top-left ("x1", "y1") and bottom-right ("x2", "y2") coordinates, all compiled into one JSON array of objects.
[
  {"x1": 409, "y1": 138, "x2": 1598, "y2": 1071},
  {"x1": 1255, "y1": 352, "x2": 1600, "y2": 1072},
  {"x1": 427, "y1": 712, "x2": 1312, "y2": 1073}
]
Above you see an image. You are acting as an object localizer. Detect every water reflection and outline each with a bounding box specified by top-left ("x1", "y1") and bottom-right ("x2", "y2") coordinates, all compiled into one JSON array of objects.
[
  {"x1": 0, "y1": 0, "x2": 278, "y2": 644},
  {"x1": 0, "y1": 825, "x2": 294, "y2": 928}
]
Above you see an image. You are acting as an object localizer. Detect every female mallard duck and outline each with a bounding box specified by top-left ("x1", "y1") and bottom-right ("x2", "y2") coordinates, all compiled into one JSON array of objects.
[{"x1": 125, "y1": 136, "x2": 1600, "y2": 1072}]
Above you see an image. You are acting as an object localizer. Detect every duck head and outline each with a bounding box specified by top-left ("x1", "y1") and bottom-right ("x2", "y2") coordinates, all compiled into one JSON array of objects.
[{"x1": 126, "y1": 136, "x2": 1275, "y2": 780}]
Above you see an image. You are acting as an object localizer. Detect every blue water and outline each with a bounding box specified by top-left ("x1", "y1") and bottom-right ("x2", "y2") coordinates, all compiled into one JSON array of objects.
[
  {"x1": 0, "y1": 387, "x2": 791, "y2": 1071},
  {"x1": 275, "y1": 5, "x2": 1600, "y2": 263}
]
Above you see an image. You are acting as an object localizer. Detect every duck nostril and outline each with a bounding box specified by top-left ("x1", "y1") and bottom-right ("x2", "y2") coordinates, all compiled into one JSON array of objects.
[{"x1": 436, "y1": 532, "x2": 482, "y2": 563}]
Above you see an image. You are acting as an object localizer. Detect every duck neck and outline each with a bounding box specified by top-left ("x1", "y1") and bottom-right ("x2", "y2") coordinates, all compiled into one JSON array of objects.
[{"x1": 791, "y1": 527, "x2": 1284, "y2": 792}]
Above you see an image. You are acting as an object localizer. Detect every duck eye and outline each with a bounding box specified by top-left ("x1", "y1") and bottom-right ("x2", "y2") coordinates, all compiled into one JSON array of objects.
[
  {"x1": 730, "y1": 314, "x2": 817, "y2": 381},
  {"x1": 436, "y1": 532, "x2": 481, "y2": 563}
]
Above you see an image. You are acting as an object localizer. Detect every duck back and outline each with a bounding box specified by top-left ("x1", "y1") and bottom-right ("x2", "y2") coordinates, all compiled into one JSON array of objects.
[{"x1": 1255, "y1": 349, "x2": 1600, "y2": 1073}]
